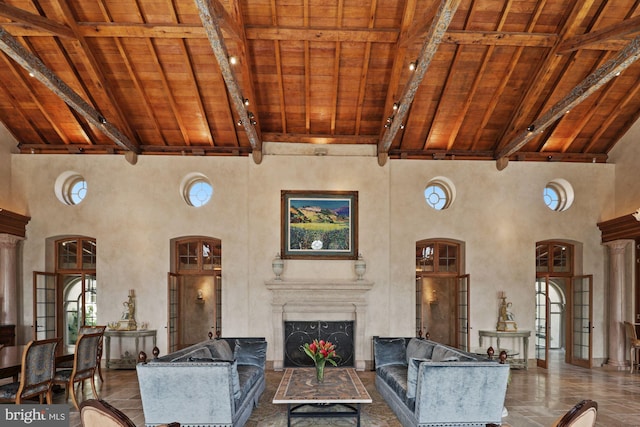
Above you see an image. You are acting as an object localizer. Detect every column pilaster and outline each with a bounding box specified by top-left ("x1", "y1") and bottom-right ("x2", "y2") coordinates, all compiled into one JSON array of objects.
[
  {"x1": 0, "y1": 233, "x2": 24, "y2": 327},
  {"x1": 604, "y1": 239, "x2": 633, "y2": 370}
]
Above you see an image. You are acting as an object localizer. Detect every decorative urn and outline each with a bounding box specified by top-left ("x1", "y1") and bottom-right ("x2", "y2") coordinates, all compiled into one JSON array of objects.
[
  {"x1": 272, "y1": 253, "x2": 284, "y2": 280},
  {"x1": 354, "y1": 253, "x2": 366, "y2": 280}
]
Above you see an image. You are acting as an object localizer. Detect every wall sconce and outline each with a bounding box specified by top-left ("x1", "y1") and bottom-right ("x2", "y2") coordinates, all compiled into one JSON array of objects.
[
  {"x1": 633, "y1": 208, "x2": 640, "y2": 222},
  {"x1": 196, "y1": 289, "x2": 205, "y2": 303},
  {"x1": 429, "y1": 290, "x2": 438, "y2": 305}
]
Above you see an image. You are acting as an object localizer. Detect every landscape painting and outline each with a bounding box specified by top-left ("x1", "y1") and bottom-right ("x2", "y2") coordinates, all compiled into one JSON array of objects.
[{"x1": 281, "y1": 190, "x2": 358, "y2": 259}]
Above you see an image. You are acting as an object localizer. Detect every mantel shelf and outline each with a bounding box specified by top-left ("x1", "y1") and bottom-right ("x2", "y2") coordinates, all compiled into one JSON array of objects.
[{"x1": 265, "y1": 279, "x2": 374, "y2": 292}]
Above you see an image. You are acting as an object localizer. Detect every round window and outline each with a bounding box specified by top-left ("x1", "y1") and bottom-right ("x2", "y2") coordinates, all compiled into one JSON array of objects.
[
  {"x1": 543, "y1": 179, "x2": 574, "y2": 212},
  {"x1": 181, "y1": 173, "x2": 213, "y2": 207},
  {"x1": 424, "y1": 177, "x2": 456, "y2": 210},
  {"x1": 54, "y1": 171, "x2": 87, "y2": 206}
]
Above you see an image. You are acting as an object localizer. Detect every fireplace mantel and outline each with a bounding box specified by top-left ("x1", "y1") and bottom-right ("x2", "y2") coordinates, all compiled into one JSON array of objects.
[{"x1": 265, "y1": 279, "x2": 373, "y2": 370}]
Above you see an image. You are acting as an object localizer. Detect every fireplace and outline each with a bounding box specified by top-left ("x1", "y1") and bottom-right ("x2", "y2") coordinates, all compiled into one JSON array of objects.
[
  {"x1": 266, "y1": 278, "x2": 373, "y2": 370},
  {"x1": 284, "y1": 321, "x2": 354, "y2": 367}
]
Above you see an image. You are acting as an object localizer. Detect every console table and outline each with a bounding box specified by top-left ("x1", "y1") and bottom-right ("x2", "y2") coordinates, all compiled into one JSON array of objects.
[
  {"x1": 104, "y1": 329, "x2": 157, "y2": 369},
  {"x1": 478, "y1": 330, "x2": 531, "y2": 369}
]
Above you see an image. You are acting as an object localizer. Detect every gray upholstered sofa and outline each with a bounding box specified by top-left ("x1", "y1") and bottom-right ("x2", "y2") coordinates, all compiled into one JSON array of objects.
[
  {"x1": 373, "y1": 336, "x2": 510, "y2": 427},
  {"x1": 136, "y1": 337, "x2": 267, "y2": 427}
]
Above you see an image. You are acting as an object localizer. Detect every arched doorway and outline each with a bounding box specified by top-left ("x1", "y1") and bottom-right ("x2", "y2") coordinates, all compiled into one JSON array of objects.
[
  {"x1": 415, "y1": 239, "x2": 469, "y2": 351},
  {"x1": 168, "y1": 237, "x2": 222, "y2": 352},
  {"x1": 535, "y1": 241, "x2": 593, "y2": 369}
]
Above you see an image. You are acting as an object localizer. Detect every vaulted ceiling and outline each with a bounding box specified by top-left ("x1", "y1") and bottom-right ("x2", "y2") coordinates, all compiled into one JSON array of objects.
[{"x1": 1, "y1": 0, "x2": 639, "y2": 168}]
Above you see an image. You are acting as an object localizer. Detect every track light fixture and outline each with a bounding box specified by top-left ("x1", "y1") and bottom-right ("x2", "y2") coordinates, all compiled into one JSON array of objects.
[
  {"x1": 98, "y1": 116, "x2": 107, "y2": 124},
  {"x1": 243, "y1": 98, "x2": 250, "y2": 106},
  {"x1": 237, "y1": 119, "x2": 243, "y2": 126},
  {"x1": 527, "y1": 124, "x2": 535, "y2": 132},
  {"x1": 409, "y1": 61, "x2": 417, "y2": 71},
  {"x1": 393, "y1": 102, "x2": 399, "y2": 111}
]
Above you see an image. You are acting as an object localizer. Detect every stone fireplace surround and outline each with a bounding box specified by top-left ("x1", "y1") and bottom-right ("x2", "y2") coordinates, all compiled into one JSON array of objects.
[{"x1": 265, "y1": 279, "x2": 374, "y2": 371}]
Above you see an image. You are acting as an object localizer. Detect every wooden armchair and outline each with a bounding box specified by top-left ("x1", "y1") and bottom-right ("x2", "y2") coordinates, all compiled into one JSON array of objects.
[
  {"x1": 552, "y1": 400, "x2": 598, "y2": 427},
  {"x1": 53, "y1": 332, "x2": 103, "y2": 409},
  {"x1": 0, "y1": 338, "x2": 60, "y2": 404},
  {"x1": 80, "y1": 399, "x2": 179, "y2": 427}
]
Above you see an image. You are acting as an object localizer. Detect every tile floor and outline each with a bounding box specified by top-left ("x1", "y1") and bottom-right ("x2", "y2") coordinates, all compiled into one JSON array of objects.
[{"x1": 52, "y1": 350, "x2": 640, "y2": 426}]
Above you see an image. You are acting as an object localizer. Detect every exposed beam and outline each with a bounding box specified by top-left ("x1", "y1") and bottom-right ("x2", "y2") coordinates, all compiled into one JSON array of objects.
[
  {"x1": 0, "y1": 20, "x2": 562, "y2": 49},
  {"x1": 0, "y1": 3, "x2": 74, "y2": 39},
  {"x1": 495, "y1": 35, "x2": 640, "y2": 166},
  {"x1": 195, "y1": 0, "x2": 262, "y2": 163},
  {"x1": 557, "y1": 15, "x2": 640, "y2": 54},
  {"x1": 262, "y1": 133, "x2": 378, "y2": 145},
  {"x1": 0, "y1": 27, "x2": 139, "y2": 154},
  {"x1": 377, "y1": 0, "x2": 462, "y2": 166}
]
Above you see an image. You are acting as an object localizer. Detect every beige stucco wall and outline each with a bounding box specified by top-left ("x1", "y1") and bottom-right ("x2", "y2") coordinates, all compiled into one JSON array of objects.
[
  {"x1": 7, "y1": 148, "x2": 618, "y2": 363},
  {"x1": 609, "y1": 119, "x2": 640, "y2": 218}
]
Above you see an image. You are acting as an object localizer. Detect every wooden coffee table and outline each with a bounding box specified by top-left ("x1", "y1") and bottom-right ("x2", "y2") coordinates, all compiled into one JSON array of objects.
[{"x1": 273, "y1": 368, "x2": 372, "y2": 426}]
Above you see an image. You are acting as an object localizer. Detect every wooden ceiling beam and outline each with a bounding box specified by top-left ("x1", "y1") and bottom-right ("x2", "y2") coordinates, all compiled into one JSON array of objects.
[
  {"x1": 0, "y1": 27, "x2": 139, "y2": 154},
  {"x1": 0, "y1": 3, "x2": 74, "y2": 39},
  {"x1": 195, "y1": 0, "x2": 262, "y2": 163},
  {"x1": 557, "y1": 15, "x2": 640, "y2": 54},
  {"x1": 495, "y1": 35, "x2": 640, "y2": 165},
  {"x1": 377, "y1": 0, "x2": 462, "y2": 166},
  {"x1": 262, "y1": 133, "x2": 378, "y2": 145}
]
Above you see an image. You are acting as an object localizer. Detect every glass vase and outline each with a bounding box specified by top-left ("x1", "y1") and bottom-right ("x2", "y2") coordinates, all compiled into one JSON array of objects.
[{"x1": 315, "y1": 359, "x2": 326, "y2": 383}]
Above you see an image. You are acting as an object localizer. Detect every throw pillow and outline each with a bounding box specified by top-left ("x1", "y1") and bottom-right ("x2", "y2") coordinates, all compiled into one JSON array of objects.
[
  {"x1": 431, "y1": 345, "x2": 463, "y2": 362},
  {"x1": 374, "y1": 338, "x2": 407, "y2": 367},
  {"x1": 208, "y1": 339, "x2": 234, "y2": 361},
  {"x1": 406, "y1": 338, "x2": 433, "y2": 364},
  {"x1": 234, "y1": 340, "x2": 267, "y2": 367},
  {"x1": 407, "y1": 357, "x2": 430, "y2": 399},
  {"x1": 171, "y1": 346, "x2": 213, "y2": 362}
]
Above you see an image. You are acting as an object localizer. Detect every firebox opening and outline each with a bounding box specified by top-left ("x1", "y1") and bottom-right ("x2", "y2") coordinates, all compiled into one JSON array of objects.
[{"x1": 284, "y1": 321, "x2": 355, "y2": 367}]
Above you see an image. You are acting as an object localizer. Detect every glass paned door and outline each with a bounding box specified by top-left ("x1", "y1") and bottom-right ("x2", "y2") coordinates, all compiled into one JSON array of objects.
[
  {"x1": 571, "y1": 275, "x2": 593, "y2": 368},
  {"x1": 168, "y1": 273, "x2": 179, "y2": 353},
  {"x1": 535, "y1": 277, "x2": 550, "y2": 369},
  {"x1": 457, "y1": 274, "x2": 470, "y2": 351},
  {"x1": 33, "y1": 272, "x2": 57, "y2": 340}
]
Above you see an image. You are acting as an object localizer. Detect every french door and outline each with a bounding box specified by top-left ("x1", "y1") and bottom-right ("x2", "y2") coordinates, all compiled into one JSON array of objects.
[
  {"x1": 168, "y1": 273, "x2": 179, "y2": 353},
  {"x1": 535, "y1": 278, "x2": 550, "y2": 368},
  {"x1": 570, "y1": 275, "x2": 593, "y2": 368},
  {"x1": 457, "y1": 274, "x2": 470, "y2": 351},
  {"x1": 33, "y1": 272, "x2": 57, "y2": 340}
]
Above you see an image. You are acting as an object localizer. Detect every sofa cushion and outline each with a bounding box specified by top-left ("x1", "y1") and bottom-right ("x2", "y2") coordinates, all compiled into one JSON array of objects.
[
  {"x1": 207, "y1": 339, "x2": 234, "y2": 361},
  {"x1": 234, "y1": 340, "x2": 267, "y2": 368},
  {"x1": 406, "y1": 338, "x2": 434, "y2": 364},
  {"x1": 374, "y1": 338, "x2": 407, "y2": 367},
  {"x1": 376, "y1": 364, "x2": 408, "y2": 406},
  {"x1": 171, "y1": 346, "x2": 213, "y2": 362}
]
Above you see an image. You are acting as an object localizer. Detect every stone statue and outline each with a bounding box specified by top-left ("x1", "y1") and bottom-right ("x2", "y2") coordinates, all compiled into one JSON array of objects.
[
  {"x1": 497, "y1": 294, "x2": 517, "y2": 331},
  {"x1": 118, "y1": 290, "x2": 137, "y2": 330}
]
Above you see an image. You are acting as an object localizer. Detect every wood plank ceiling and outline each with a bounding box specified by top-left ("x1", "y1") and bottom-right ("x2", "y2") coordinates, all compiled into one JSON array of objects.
[{"x1": 0, "y1": 0, "x2": 639, "y2": 168}]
